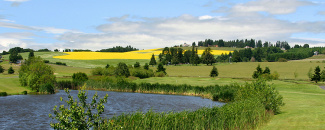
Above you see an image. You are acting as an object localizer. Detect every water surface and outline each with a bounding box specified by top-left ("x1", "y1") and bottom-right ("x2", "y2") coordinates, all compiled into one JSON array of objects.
[{"x1": 0, "y1": 90, "x2": 224, "y2": 130}]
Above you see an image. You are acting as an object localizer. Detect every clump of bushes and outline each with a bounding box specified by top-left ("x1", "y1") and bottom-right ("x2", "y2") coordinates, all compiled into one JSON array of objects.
[
  {"x1": 44, "y1": 60, "x2": 50, "y2": 63},
  {"x1": 39, "y1": 83, "x2": 55, "y2": 94},
  {"x1": 0, "y1": 92, "x2": 8, "y2": 96},
  {"x1": 252, "y1": 65, "x2": 279, "y2": 80},
  {"x1": 130, "y1": 68, "x2": 154, "y2": 79},
  {"x1": 22, "y1": 91, "x2": 27, "y2": 95},
  {"x1": 278, "y1": 58, "x2": 287, "y2": 62},
  {"x1": 0, "y1": 65, "x2": 4, "y2": 73},
  {"x1": 72, "y1": 72, "x2": 88, "y2": 82},
  {"x1": 55, "y1": 62, "x2": 67, "y2": 66}
]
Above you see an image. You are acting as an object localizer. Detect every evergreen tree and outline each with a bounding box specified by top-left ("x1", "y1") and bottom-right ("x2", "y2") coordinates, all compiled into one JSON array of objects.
[
  {"x1": 311, "y1": 66, "x2": 321, "y2": 83},
  {"x1": 320, "y1": 69, "x2": 325, "y2": 82},
  {"x1": 190, "y1": 44, "x2": 195, "y2": 65},
  {"x1": 210, "y1": 66, "x2": 219, "y2": 77},
  {"x1": 193, "y1": 48, "x2": 200, "y2": 66},
  {"x1": 232, "y1": 50, "x2": 241, "y2": 63},
  {"x1": 156, "y1": 63, "x2": 166, "y2": 74},
  {"x1": 149, "y1": 54, "x2": 157, "y2": 67},
  {"x1": 201, "y1": 47, "x2": 215, "y2": 65},
  {"x1": 263, "y1": 67, "x2": 271, "y2": 74},
  {"x1": 252, "y1": 64, "x2": 263, "y2": 79},
  {"x1": 143, "y1": 63, "x2": 149, "y2": 70},
  {"x1": 28, "y1": 50, "x2": 34, "y2": 59},
  {"x1": 8, "y1": 66, "x2": 14, "y2": 74}
]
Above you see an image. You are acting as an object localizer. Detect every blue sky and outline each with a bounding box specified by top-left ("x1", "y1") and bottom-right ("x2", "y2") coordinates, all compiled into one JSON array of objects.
[{"x1": 0, "y1": 0, "x2": 324, "y2": 51}]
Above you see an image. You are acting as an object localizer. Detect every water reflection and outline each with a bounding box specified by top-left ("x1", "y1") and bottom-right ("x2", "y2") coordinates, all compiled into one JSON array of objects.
[{"x1": 0, "y1": 90, "x2": 224, "y2": 130}]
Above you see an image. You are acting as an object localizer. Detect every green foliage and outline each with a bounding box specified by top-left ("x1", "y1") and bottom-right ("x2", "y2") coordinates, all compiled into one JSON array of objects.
[
  {"x1": 201, "y1": 47, "x2": 216, "y2": 65},
  {"x1": 134, "y1": 62, "x2": 140, "y2": 68},
  {"x1": 97, "y1": 45, "x2": 138, "y2": 52},
  {"x1": 263, "y1": 67, "x2": 271, "y2": 74},
  {"x1": 8, "y1": 66, "x2": 14, "y2": 74},
  {"x1": 49, "y1": 86, "x2": 109, "y2": 129},
  {"x1": 114, "y1": 62, "x2": 130, "y2": 77},
  {"x1": 55, "y1": 62, "x2": 67, "y2": 66},
  {"x1": 130, "y1": 68, "x2": 154, "y2": 79},
  {"x1": 28, "y1": 50, "x2": 34, "y2": 59},
  {"x1": 43, "y1": 60, "x2": 49, "y2": 63},
  {"x1": 307, "y1": 67, "x2": 313, "y2": 80},
  {"x1": 0, "y1": 92, "x2": 8, "y2": 96},
  {"x1": 278, "y1": 58, "x2": 287, "y2": 62},
  {"x1": 9, "y1": 50, "x2": 23, "y2": 63},
  {"x1": 311, "y1": 66, "x2": 321, "y2": 83},
  {"x1": 22, "y1": 91, "x2": 27, "y2": 95},
  {"x1": 210, "y1": 66, "x2": 219, "y2": 77},
  {"x1": 91, "y1": 66, "x2": 116, "y2": 76},
  {"x1": 156, "y1": 63, "x2": 166, "y2": 74},
  {"x1": 155, "y1": 71, "x2": 166, "y2": 77},
  {"x1": 294, "y1": 70, "x2": 299, "y2": 79},
  {"x1": 19, "y1": 56, "x2": 56, "y2": 92},
  {"x1": 0, "y1": 65, "x2": 4, "y2": 73},
  {"x1": 143, "y1": 63, "x2": 149, "y2": 70},
  {"x1": 149, "y1": 54, "x2": 157, "y2": 66},
  {"x1": 72, "y1": 72, "x2": 89, "y2": 82},
  {"x1": 105, "y1": 64, "x2": 110, "y2": 69},
  {"x1": 252, "y1": 64, "x2": 263, "y2": 79},
  {"x1": 39, "y1": 83, "x2": 55, "y2": 94}
]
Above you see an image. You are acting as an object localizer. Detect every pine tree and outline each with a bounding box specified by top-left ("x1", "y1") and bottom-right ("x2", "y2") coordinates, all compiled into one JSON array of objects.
[
  {"x1": 8, "y1": 66, "x2": 14, "y2": 74},
  {"x1": 210, "y1": 66, "x2": 219, "y2": 77},
  {"x1": 134, "y1": 62, "x2": 140, "y2": 68},
  {"x1": 149, "y1": 54, "x2": 157, "y2": 67},
  {"x1": 156, "y1": 63, "x2": 166, "y2": 74},
  {"x1": 143, "y1": 63, "x2": 149, "y2": 70},
  {"x1": 311, "y1": 66, "x2": 321, "y2": 83}
]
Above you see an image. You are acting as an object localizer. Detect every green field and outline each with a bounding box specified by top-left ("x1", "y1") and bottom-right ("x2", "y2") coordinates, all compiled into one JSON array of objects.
[{"x1": 2, "y1": 51, "x2": 325, "y2": 129}]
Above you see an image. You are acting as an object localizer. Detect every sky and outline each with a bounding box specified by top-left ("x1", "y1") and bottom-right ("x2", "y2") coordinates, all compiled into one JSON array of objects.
[{"x1": 0, "y1": 0, "x2": 325, "y2": 51}]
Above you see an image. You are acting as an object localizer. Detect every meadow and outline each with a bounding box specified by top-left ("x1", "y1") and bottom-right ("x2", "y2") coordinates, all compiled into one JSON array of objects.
[{"x1": 1, "y1": 48, "x2": 325, "y2": 129}]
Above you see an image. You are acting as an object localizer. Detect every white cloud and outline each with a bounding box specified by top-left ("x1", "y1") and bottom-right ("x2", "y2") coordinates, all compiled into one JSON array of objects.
[
  {"x1": 52, "y1": 13, "x2": 325, "y2": 50},
  {"x1": 226, "y1": 0, "x2": 315, "y2": 14},
  {"x1": 203, "y1": 1, "x2": 214, "y2": 7},
  {"x1": 4, "y1": 0, "x2": 30, "y2": 7},
  {"x1": 0, "y1": 21, "x2": 37, "y2": 30},
  {"x1": 32, "y1": 27, "x2": 81, "y2": 34},
  {"x1": 199, "y1": 15, "x2": 214, "y2": 20}
]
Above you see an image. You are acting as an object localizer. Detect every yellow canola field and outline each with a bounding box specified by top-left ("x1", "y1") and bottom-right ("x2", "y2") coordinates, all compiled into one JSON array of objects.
[{"x1": 53, "y1": 48, "x2": 232, "y2": 60}]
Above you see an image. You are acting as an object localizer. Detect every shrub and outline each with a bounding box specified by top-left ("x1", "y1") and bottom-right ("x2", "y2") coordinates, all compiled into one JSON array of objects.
[
  {"x1": 210, "y1": 66, "x2": 219, "y2": 77},
  {"x1": 156, "y1": 63, "x2": 166, "y2": 74},
  {"x1": 278, "y1": 58, "x2": 287, "y2": 62},
  {"x1": 49, "y1": 86, "x2": 108, "y2": 129},
  {"x1": 62, "y1": 63, "x2": 67, "y2": 66},
  {"x1": 143, "y1": 63, "x2": 149, "y2": 70},
  {"x1": 270, "y1": 71, "x2": 280, "y2": 80},
  {"x1": 72, "y1": 72, "x2": 88, "y2": 82},
  {"x1": 55, "y1": 62, "x2": 62, "y2": 65},
  {"x1": 0, "y1": 65, "x2": 4, "y2": 73},
  {"x1": 91, "y1": 67, "x2": 104, "y2": 75},
  {"x1": 316, "y1": 61, "x2": 321, "y2": 63},
  {"x1": 105, "y1": 64, "x2": 110, "y2": 69},
  {"x1": 131, "y1": 68, "x2": 154, "y2": 79},
  {"x1": 39, "y1": 83, "x2": 55, "y2": 94},
  {"x1": 8, "y1": 66, "x2": 14, "y2": 74},
  {"x1": 22, "y1": 91, "x2": 27, "y2": 95},
  {"x1": 155, "y1": 71, "x2": 166, "y2": 77},
  {"x1": 114, "y1": 62, "x2": 130, "y2": 77},
  {"x1": 0, "y1": 92, "x2": 8, "y2": 96},
  {"x1": 134, "y1": 62, "x2": 140, "y2": 68},
  {"x1": 44, "y1": 60, "x2": 49, "y2": 63}
]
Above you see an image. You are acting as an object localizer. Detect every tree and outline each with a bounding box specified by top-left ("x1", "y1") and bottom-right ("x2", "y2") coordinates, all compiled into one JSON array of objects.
[
  {"x1": 72, "y1": 72, "x2": 89, "y2": 82},
  {"x1": 190, "y1": 44, "x2": 195, "y2": 65},
  {"x1": 49, "y1": 86, "x2": 109, "y2": 129},
  {"x1": 156, "y1": 62, "x2": 166, "y2": 74},
  {"x1": 171, "y1": 54, "x2": 179, "y2": 66},
  {"x1": 105, "y1": 64, "x2": 110, "y2": 69},
  {"x1": 9, "y1": 50, "x2": 22, "y2": 63},
  {"x1": 311, "y1": 66, "x2": 321, "y2": 83},
  {"x1": 19, "y1": 56, "x2": 56, "y2": 92},
  {"x1": 263, "y1": 67, "x2": 270, "y2": 74},
  {"x1": 134, "y1": 62, "x2": 140, "y2": 68},
  {"x1": 232, "y1": 50, "x2": 241, "y2": 63},
  {"x1": 303, "y1": 44, "x2": 309, "y2": 48},
  {"x1": 28, "y1": 50, "x2": 34, "y2": 59},
  {"x1": 149, "y1": 54, "x2": 157, "y2": 67},
  {"x1": 54, "y1": 49, "x2": 59, "y2": 52},
  {"x1": 114, "y1": 62, "x2": 130, "y2": 77},
  {"x1": 201, "y1": 47, "x2": 216, "y2": 65},
  {"x1": 143, "y1": 63, "x2": 149, "y2": 70},
  {"x1": 8, "y1": 66, "x2": 14, "y2": 74},
  {"x1": 252, "y1": 64, "x2": 263, "y2": 79},
  {"x1": 210, "y1": 66, "x2": 219, "y2": 77},
  {"x1": 0, "y1": 65, "x2": 4, "y2": 73},
  {"x1": 193, "y1": 48, "x2": 200, "y2": 66},
  {"x1": 320, "y1": 68, "x2": 325, "y2": 82}
]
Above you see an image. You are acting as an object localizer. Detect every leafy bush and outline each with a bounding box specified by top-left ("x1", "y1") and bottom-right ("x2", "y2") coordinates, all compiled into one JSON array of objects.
[
  {"x1": 55, "y1": 62, "x2": 62, "y2": 65},
  {"x1": 39, "y1": 83, "x2": 55, "y2": 94},
  {"x1": 0, "y1": 65, "x2": 4, "y2": 73},
  {"x1": 49, "y1": 86, "x2": 108, "y2": 129},
  {"x1": 114, "y1": 62, "x2": 130, "y2": 77},
  {"x1": 8, "y1": 66, "x2": 14, "y2": 74},
  {"x1": 155, "y1": 71, "x2": 166, "y2": 77},
  {"x1": 22, "y1": 91, "x2": 27, "y2": 95},
  {"x1": 72, "y1": 72, "x2": 88, "y2": 82},
  {"x1": 143, "y1": 63, "x2": 149, "y2": 70},
  {"x1": 156, "y1": 63, "x2": 166, "y2": 74},
  {"x1": 134, "y1": 62, "x2": 140, "y2": 68},
  {"x1": 91, "y1": 67, "x2": 104, "y2": 75},
  {"x1": 130, "y1": 68, "x2": 154, "y2": 79},
  {"x1": 43, "y1": 60, "x2": 49, "y2": 63},
  {"x1": 0, "y1": 92, "x2": 8, "y2": 96},
  {"x1": 278, "y1": 58, "x2": 287, "y2": 62}
]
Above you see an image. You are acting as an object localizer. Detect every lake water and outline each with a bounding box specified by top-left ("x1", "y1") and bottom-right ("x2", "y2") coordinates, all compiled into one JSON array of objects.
[{"x1": 0, "y1": 90, "x2": 225, "y2": 130}]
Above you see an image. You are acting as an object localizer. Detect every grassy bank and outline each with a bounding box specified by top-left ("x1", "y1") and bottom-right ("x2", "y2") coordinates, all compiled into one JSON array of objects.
[{"x1": 0, "y1": 74, "x2": 32, "y2": 95}]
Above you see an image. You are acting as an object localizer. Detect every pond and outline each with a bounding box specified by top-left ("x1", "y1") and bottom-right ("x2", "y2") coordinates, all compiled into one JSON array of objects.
[{"x1": 0, "y1": 90, "x2": 225, "y2": 130}]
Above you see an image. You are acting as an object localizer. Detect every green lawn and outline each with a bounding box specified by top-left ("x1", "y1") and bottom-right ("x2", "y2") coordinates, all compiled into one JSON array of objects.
[
  {"x1": 0, "y1": 74, "x2": 32, "y2": 94},
  {"x1": 260, "y1": 80, "x2": 325, "y2": 129}
]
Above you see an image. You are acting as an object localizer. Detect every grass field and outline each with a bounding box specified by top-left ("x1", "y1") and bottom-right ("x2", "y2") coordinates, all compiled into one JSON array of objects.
[{"x1": 0, "y1": 74, "x2": 31, "y2": 94}]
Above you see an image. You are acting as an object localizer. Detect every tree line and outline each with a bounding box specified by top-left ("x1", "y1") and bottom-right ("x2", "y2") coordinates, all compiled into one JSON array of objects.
[{"x1": 96, "y1": 45, "x2": 138, "y2": 52}]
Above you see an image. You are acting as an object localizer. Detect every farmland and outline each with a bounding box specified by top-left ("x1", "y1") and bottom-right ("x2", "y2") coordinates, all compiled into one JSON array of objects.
[{"x1": 1, "y1": 48, "x2": 325, "y2": 129}]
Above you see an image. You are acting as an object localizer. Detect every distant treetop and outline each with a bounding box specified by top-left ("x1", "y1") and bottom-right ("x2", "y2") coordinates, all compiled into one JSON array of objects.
[{"x1": 96, "y1": 45, "x2": 138, "y2": 52}]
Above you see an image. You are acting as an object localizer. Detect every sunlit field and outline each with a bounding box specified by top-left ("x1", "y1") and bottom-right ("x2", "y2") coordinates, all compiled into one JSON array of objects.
[{"x1": 53, "y1": 48, "x2": 233, "y2": 60}]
